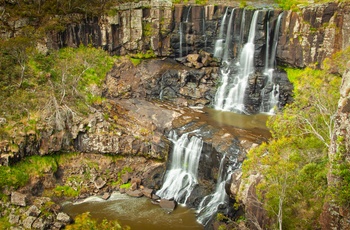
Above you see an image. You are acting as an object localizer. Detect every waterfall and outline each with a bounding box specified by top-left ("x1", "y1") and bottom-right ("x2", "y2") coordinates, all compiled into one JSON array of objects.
[
  {"x1": 196, "y1": 154, "x2": 233, "y2": 225},
  {"x1": 179, "y1": 23, "x2": 184, "y2": 57},
  {"x1": 269, "y1": 12, "x2": 283, "y2": 68},
  {"x1": 213, "y1": 7, "x2": 228, "y2": 58},
  {"x1": 214, "y1": 10, "x2": 260, "y2": 113},
  {"x1": 222, "y1": 9, "x2": 235, "y2": 62},
  {"x1": 156, "y1": 130, "x2": 203, "y2": 204},
  {"x1": 264, "y1": 10, "x2": 271, "y2": 73},
  {"x1": 260, "y1": 12, "x2": 284, "y2": 114}
]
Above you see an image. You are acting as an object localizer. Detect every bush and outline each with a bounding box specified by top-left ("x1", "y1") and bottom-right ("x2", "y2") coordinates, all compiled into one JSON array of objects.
[{"x1": 66, "y1": 212, "x2": 130, "y2": 230}]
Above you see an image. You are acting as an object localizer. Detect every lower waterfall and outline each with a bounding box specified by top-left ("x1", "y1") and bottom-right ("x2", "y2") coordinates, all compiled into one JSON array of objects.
[
  {"x1": 156, "y1": 130, "x2": 203, "y2": 204},
  {"x1": 196, "y1": 154, "x2": 234, "y2": 225},
  {"x1": 156, "y1": 126, "x2": 241, "y2": 226}
]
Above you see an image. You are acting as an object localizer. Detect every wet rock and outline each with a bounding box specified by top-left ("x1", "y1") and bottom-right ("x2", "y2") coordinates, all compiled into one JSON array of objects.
[
  {"x1": 56, "y1": 212, "x2": 71, "y2": 224},
  {"x1": 102, "y1": 192, "x2": 110, "y2": 200},
  {"x1": 25, "y1": 205, "x2": 41, "y2": 217},
  {"x1": 141, "y1": 188, "x2": 153, "y2": 199},
  {"x1": 159, "y1": 199, "x2": 177, "y2": 212},
  {"x1": 94, "y1": 177, "x2": 106, "y2": 189},
  {"x1": 152, "y1": 193, "x2": 160, "y2": 200},
  {"x1": 23, "y1": 216, "x2": 37, "y2": 229},
  {"x1": 11, "y1": 192, "x2": 27, "y2": 207},
  {"x1": 126, "y1": 190, "x2": 143, "y2": 198}
]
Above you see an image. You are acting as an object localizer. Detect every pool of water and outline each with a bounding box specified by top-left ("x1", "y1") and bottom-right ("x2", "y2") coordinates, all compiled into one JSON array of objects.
[{"x1": 63, "y1": 192, "x2": 204, "y2": 230}]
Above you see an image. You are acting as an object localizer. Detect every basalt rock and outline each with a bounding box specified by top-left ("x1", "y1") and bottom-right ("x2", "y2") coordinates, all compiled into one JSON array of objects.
[
  {"x1": 103, "y1": 57, "x2": 219, "y2": 107},
  {"x1": 2, "y1": 2, "x2": 350, "y2": 69},
  {"x1": 320, "y1": 62, "x2": 350, "y2": 230}
]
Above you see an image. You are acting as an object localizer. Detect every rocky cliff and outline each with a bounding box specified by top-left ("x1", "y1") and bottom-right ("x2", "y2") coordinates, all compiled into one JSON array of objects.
[
  {"x1": 43, "y1": 2, "x2": 350, "y2": 69},
  {"x1": 320, "y1": 61, "x2": 350, "y2": 230}
]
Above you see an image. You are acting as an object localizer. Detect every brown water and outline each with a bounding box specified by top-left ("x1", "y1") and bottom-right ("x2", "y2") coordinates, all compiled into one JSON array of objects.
[{"x1": 63, "y1": 192, "x2": 204, "y2": 230}]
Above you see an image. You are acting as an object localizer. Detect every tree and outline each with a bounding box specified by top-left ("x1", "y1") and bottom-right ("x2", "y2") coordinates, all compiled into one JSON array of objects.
[{"x1": 242, "y1": 67, "x2": 341, "y2": 229}]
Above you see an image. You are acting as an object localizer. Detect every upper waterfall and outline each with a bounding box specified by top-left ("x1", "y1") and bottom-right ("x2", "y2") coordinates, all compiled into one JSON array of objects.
[{"x1": 212, "y1": 8, "x2": 286, "y2": 114}]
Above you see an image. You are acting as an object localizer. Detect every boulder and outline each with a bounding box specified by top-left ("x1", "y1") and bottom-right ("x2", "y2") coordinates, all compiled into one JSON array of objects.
[
  {"x1": 141, "y1": 188, "x2": 154, "y2": 199},
  {"x1": 8, "y1": 213, "x2": 20, "y2": 224},
  {"x1": 56, "y1": 212, "x2": 71, "y2": 224},
  {"x1": 11, "y1": 192, "x2": 27, "y2": 207},
  {"x1": 102, "y1": 192, "x2": 110, "y2": 200},
  {"x1": 126, "y1": 189, "x2": 143, "y2": 198},
  {"x1": 32, "y1": 218, "x2": 47, "y2": 229},
  {"x1": 121, "y1": 172, "x2": 130, "y2": 184},
  {"x1": 159, "y1": 199, "x2": 177, "y2": 212},
  {"x1": 23, "y1": 216, "x2": 37, "y2": 229},
  {"x1": 94, "y1": 177, "x2": 106, "y2": 189},
  {"x1": 26, "y1": 205, "x2": 41, "y2": 217}
]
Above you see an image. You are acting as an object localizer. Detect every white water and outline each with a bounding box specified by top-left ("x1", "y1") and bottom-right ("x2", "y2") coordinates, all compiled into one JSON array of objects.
[
  {"x1": 196, "y1": 154, "x2": 233, "y2": 225},
  {"x1": 179, "y1": 23, "x2": 184, "y2": 57},
  {"x1": 222, "y1": 9, "x2": 235, "y2": 62},
  {"x1": 214, "y1": 10, "x2": 260, "y2": 113},
  {"x1": 213, "y1": 7, "x2": 228, "y2": 58},
  {"x1": 156, "y1": 130, "x2": 203, "y2": 204},
  {"x1": 260, "y1": 12, "x2": 284, "y2": 114}
]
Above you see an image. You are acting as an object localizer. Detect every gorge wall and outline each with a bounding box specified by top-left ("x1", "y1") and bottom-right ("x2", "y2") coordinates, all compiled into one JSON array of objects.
[{"x1": 39, "y1": 1, "x2": 350, "y2": 69}]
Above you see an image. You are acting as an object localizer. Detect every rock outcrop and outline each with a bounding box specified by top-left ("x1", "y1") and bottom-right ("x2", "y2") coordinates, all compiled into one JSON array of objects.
[
  {"x1": 278, "y1": 2, "x2": 350, "y2": 69},
  {"x1": 320, "y1": 61, "x2": 350, "y2": 230}
]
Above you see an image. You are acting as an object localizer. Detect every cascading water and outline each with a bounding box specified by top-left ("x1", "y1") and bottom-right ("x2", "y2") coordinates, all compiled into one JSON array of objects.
[
  {"x1": 178, "y1": 6, "x2": 192, "y2": 57},
  {"x1": 156, "y1": 130, "x2": 203, "y2": 204},
  {"x1": 214, "y1": 10, "x2": 260, "y2": 113},
  {"x1": 260, "y1": 12, "x2": 284, "y2": 114},
  {"x1": 213, "y1": 7, "x2": 228, "y2": 58},
  {"x1": 222, "y1": 9, "x2": 235, "y2": 62},
  {"x1": 179, "y1": 22, "x2": 184, "y2": 57},
  {"x1": 196, "y1": 153, "x2": 235, "y2": 225}
]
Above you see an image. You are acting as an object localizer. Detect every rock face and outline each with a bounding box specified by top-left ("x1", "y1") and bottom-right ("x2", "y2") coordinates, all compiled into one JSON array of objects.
[
  {"x1": 45, "y1": 2, "x2": 350, "y2": 69},
  {"x1": 320, "y1": 62, "x2": 350, "y2": 230},
  {"x1": 103, "y1": 57, "x2": 219, "y2": 107},
  {"x1": 278, "y1": 2, "x2": 350, "y2": 69},
  {"x1": 47, "y1": 0, "x2": 173, "y2": 56},
  {"x1": 2, "y1": 2, "x2": 350, "y2": 68}
]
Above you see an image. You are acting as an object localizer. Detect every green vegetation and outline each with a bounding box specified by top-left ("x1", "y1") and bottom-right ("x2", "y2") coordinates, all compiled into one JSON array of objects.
[
  {"x1": 119, "y1": 182, "x2": 132, "y2": 189},
  {"x1": 66, "y1": 212, "x2": 130, "y2": 230},
  {"x1": 54, "y1": 185, "x2": 80, "y2": 197},
  {"x1": 0, "y1": 43, "x2": 116, "y2": 139},
  {"x1": 0, "y1": 155, "x2": 58, "y2": 195},
  {"x1": 242, "y1": 67, "x2": 341, "y2": 229},
  {"x1": 273, "y1": 0, "x2": 349, "y2": 10},
  {"x1": 128, "y1": 50, "x2": 156, "y2": 66}
]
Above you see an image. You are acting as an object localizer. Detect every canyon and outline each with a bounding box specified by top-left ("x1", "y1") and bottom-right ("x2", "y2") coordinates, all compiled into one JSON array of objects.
[{"x1": 0, "y1": 1, "x2": 350, "y2": 229}]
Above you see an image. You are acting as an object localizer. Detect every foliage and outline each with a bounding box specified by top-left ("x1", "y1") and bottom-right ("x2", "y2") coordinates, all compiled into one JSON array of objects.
[
  {"x1": 119, "y1": 182, "x2": 131, "y2": 189},
  {"x1": 331, "y1": 135, "x2": 350, "y2": 206},
  {"x1": 0, "y1": 217, "x2": 11, "y2": 230},
  {"x1": 0, "y1": 155, "x2": 58, "y2": 193},
  {"x1": 66, "y1": 212, "x2": 130, "y2": 230},
  {"x1": 0, "y1": 44, "x2": 116, "y2": 139},
  {"x1": 195, "y1": 0, "x2": 208, "y2": 5},
  {"x1": 54, "y1": 185, "x2": 80, "y2": 197},
  {"x1": 242, "y1": 67, "x2": 341, "y2": 229},
  {"x1": 273, "y1": 0, "x2": 342, "y2": 10},
  {"x1": 323, "y1": 45, "x2": 350, "y2": 75}
]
